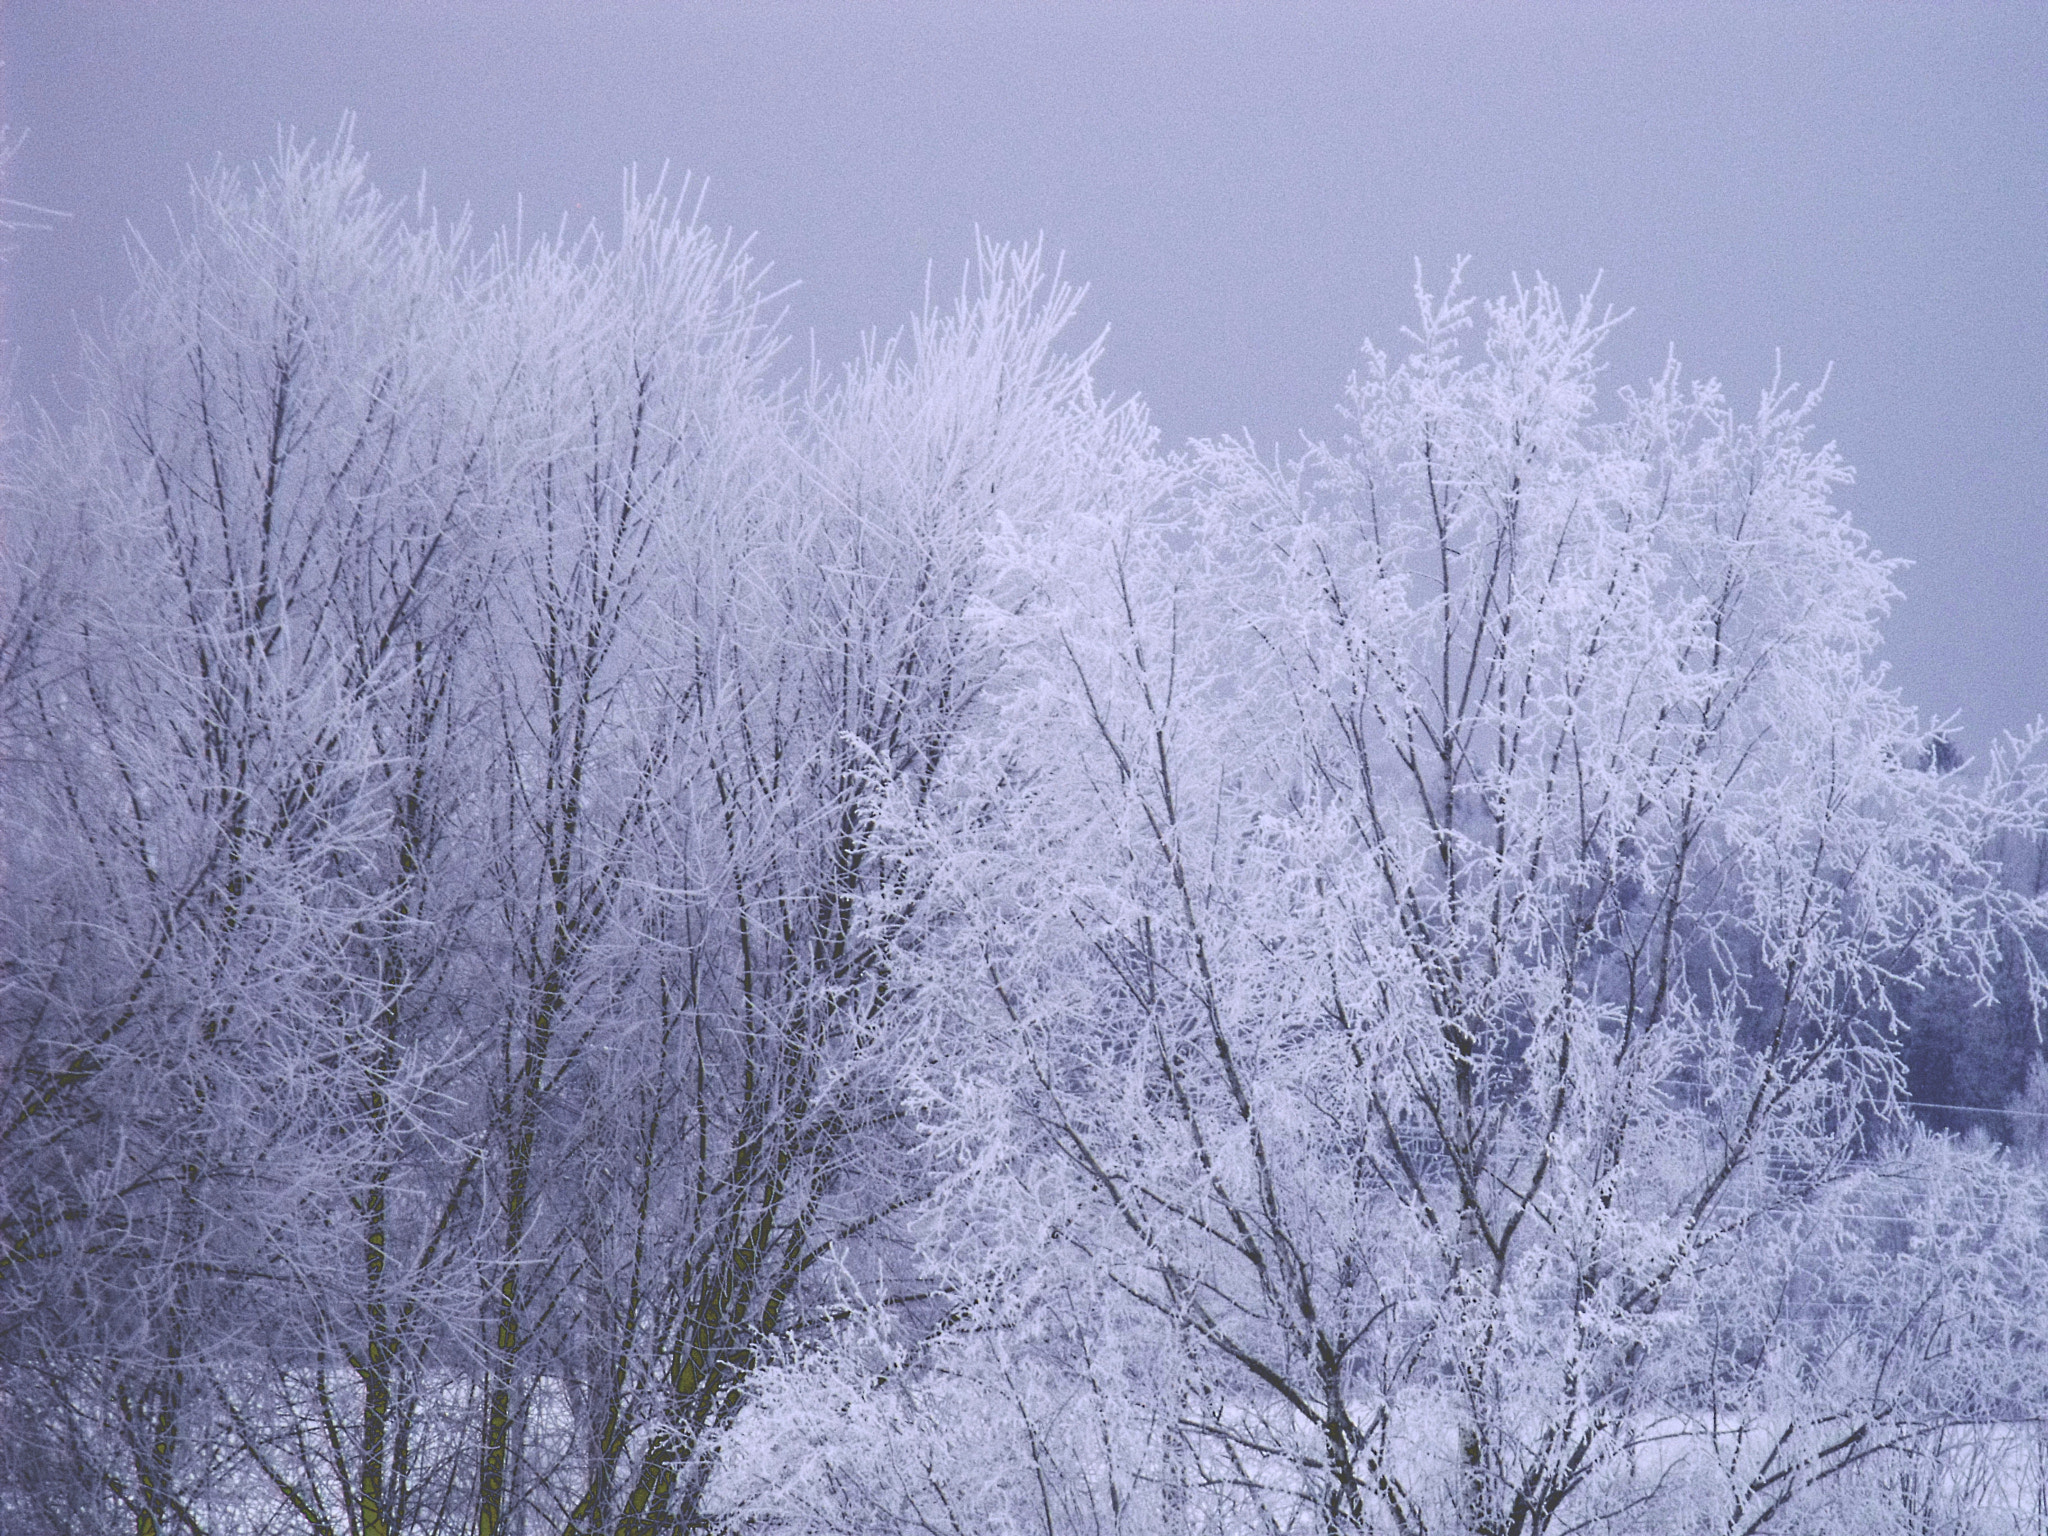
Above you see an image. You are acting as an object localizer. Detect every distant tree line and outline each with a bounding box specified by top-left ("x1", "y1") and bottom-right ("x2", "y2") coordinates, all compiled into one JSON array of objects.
[{"x1": 1897, "y1": 833, "x2": 2048, "y2": 1147}]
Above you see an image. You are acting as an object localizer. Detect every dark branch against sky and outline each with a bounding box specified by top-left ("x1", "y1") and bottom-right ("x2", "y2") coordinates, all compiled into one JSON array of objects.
[{"x1": 4, "y1": 1, "x2": 2043, "y2": 745}]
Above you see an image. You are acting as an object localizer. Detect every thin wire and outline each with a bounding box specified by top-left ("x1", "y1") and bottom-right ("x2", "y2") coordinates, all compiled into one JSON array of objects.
[{"x1": 1907, "y1": 1099, "x2": 2048, "y2": 1121}]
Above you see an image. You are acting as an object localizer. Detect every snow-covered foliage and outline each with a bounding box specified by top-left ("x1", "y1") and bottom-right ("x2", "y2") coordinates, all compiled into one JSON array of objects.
[
  {"x1": 4, "y1": 140, "x2": 2046, "y2": 1536},
  {"x1": 722, "y1": 275, "x2": 2048, "y2": 1536}
]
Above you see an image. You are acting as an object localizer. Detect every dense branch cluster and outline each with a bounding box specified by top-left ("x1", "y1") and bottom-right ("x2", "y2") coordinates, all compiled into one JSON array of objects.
[{"x1": 4, "y1": 140, "x2": 2047, "y2": 1536}]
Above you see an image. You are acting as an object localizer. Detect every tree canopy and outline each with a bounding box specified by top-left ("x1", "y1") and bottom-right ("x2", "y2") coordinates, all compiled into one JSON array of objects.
[{"x1": 5, "y1": 137, "x2": 2047, "y2": 1536}]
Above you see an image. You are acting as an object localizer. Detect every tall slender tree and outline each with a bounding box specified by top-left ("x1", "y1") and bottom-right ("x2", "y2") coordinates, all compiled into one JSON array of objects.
[{"x1": 0, "y1": 134, "x2": 492, "y2": 1536}]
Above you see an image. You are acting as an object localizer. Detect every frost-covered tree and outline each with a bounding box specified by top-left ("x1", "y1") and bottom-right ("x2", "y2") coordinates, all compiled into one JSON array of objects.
[
  {"x1": 0, "y1": 135, "x2": 497, "y2": 1536},
  {"x1": 720, "y1": 275, "x2": 2048, "y2": 1536},
  {"x1": 511, "y1": 235, "x2": 1159, "y2": 1536}
]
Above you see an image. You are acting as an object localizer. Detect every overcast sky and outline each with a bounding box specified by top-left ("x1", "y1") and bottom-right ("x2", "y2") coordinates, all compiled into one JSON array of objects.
[{"x1": 5, "y1": 2, "x2": 2043, "y2": 747}]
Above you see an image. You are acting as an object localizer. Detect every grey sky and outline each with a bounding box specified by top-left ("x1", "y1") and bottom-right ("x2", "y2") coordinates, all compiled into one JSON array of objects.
[{"x1": 5, "y1": 1, "x2": 2043, "y2": 747}]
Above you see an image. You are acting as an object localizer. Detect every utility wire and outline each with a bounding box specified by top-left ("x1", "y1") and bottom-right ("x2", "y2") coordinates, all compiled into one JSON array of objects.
[{"x1": 1907, "y1": 1098, "x2": 2048, "y2": 1121}]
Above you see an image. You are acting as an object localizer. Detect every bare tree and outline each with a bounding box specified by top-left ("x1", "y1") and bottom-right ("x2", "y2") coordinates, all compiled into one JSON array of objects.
[
  {"x1": 537, "y1": 239, "x2": 1147, "y2": 1536},
  {"x1": 0, "y1": 133, "x2": 493, "y2": 1536},
  {"x1": 729, "y1": 274, "x2": 2048, "y2": 1536}
]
